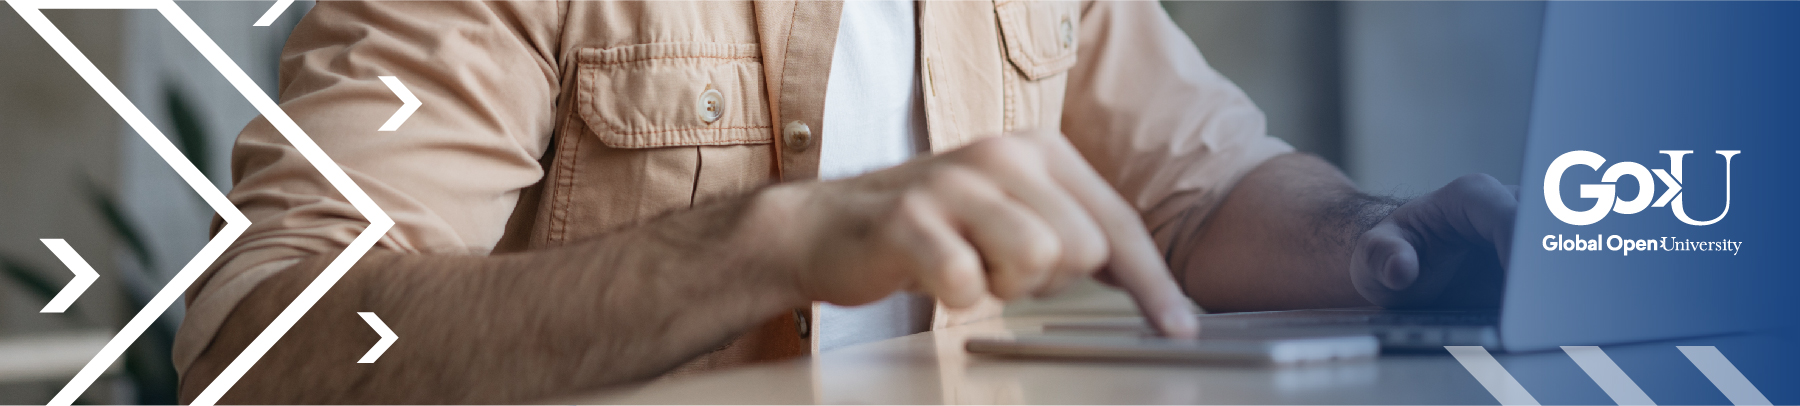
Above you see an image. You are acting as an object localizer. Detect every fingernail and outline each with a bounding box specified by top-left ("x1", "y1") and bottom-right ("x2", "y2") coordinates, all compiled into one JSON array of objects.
[
  {"x1": 1380, "y1": 254, "x2": 1411, "y2": 290},
  {"x1": 1160, "y1": 312, "x2": 1199, "y2": 339}
]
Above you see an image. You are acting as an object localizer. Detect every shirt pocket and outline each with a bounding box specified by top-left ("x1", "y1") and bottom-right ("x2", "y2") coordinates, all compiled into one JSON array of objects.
[
  {"x1": 543, "y1": 42, "x2": 774, "y2": 243},
  {"x1": 577, "y1": 42, "x2": 773, "y2": 148},
  {"x1": 994, "y1": 0, "x2": 1080, "y2": 80}
]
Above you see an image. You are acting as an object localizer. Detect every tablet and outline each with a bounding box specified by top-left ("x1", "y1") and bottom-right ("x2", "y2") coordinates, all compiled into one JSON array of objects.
[{"x1": 965, "y1": 332, "x2": 1379, "y2": 366}]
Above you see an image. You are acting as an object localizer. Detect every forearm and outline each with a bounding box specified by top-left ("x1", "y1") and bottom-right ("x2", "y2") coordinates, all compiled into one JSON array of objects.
[
  {"x1": 1173, "y1": 153, "x2": 1398, "y2": 312},
  {"x1": 180, "y1": 193, "x2": 805, "y2": 404}
]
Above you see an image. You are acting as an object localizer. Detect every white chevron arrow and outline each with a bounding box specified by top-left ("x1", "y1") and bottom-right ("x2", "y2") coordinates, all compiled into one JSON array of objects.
[
  {"x1": 11, "y1": 2, "x2": 394, "y2": 404},
  {"x1": 357, "y1": 312, "x2": 396, "y2": 363},
  {"x1": 377, "y1": 76, "x2": 420, "y2": 131},
  {"x1": 10, "y1": 3, "x2": 257, "y2": 405},
  {"x1": 38, "y1": 239, "x2": 97, "y2": 314}
]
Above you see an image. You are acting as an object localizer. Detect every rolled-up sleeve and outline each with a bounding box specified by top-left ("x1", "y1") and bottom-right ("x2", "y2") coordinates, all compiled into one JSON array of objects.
[
  {"x1": 1060, "y1": 1, "x2": 1294, "y2": 256},
  {"x1": 174, "y1": 1, "x2": 562, "y2": 375}
]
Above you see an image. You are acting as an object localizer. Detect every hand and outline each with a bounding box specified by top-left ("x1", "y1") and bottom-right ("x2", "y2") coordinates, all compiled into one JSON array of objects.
[
  {"x1": 758, "y1": 131, "x2": 1198, "y2": 337},
  {"x1": 1350, "y1": 174, "x2": 1519, "y2": 309}
]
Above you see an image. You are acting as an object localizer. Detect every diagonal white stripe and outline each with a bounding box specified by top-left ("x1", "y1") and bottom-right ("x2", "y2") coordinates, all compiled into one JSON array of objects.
[
  {"x1": 251, "y1": 0, "x2": 294, "y2": 27},
  {"x1": 1447, "y1": 346, "x2": 1541, "y2": 406},
  {"x1": 1562, "y1": 346, "x2": 1655, "y2": 406},
  {"x1": 9, "y1": 0, "x2": 389, "y2": 404},
  {"x1": 6, "y1": 1, "x2": 252, "y2": 404},
  {"x1": 1679, "y1": 346, "x2": 1771, "y2": 406},
  {"x1": 153, "y1": 3, "x2": 395, "y2": 405}
]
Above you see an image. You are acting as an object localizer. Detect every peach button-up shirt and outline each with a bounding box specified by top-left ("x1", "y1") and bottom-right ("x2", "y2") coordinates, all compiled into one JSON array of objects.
[{"x1": 175, "y1": 0, "x2": 1292, "y2": 379}]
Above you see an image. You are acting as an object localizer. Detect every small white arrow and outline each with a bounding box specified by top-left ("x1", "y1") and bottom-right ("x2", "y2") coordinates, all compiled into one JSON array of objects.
[
  {"x1": 39, "y1": 239, "x2": 98, "y2": 314},
  {"x1": 357, "y1": 312, "x2": 396, "y2": 363},
  {"x1": 377, "y1": 76, "x2": 421, "y2": 132},
  {"x1": 251, "y1": 0, "x2": 295, "y2": 27}
]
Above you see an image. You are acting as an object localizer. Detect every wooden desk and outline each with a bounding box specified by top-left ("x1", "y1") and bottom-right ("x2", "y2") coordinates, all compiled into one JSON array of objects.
[{"x1": 568, "y1": 315, "x2": 1502, "y2": 404}]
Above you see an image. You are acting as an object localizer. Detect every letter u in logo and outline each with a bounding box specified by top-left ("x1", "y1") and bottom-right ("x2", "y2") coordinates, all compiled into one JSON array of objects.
[{"x1": 1656, "y1": 150, "x2": 1739, "y2": 226}]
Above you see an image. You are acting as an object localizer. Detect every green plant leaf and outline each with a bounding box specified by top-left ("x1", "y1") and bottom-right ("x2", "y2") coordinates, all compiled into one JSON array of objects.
[
  {"x1": 164, "y1": 83, "x2": 212, "y2": 179},
  {"x1": 79, "y1": 178, "x2": 183, "y2": 404},
  {"x1": 82, "y1": 178, "x2": 156, "y2": 272},
  {"x1": 124, "y1": 317, "x2": 180, "y2": 405},
  {"x1": 0, "y1": 255, "x2": 63, "y2": 302}
]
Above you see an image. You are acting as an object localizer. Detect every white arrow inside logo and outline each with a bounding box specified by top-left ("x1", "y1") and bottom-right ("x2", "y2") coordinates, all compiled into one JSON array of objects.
[
  {"x1": 377, "y1": 76, "x2": 421, "y2": 132},
  {"x1": 38, "y1": 239, "x2": 98, "y2": 314},
  {"x1": 358, "y1": 312, "x2": 397, "y2": 363}
]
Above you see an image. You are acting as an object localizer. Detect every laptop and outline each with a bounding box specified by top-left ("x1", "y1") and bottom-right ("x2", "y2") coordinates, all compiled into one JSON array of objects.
[{"x1": 981, "y1": 1, "x2": 1800, "y2": 356}]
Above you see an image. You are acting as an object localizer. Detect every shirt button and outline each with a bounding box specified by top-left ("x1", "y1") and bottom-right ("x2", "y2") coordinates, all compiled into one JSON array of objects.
[
  {"x1": 793, "y1": 309, "x2": 810, "y2": 339},
  {"x1": 1051, "y1": 16, "x2": 1065, "y2": 48},
  {"x1": 696, "y1": 86, "x2": 725, "y2": 124},
  {"x1": 783, "y1": 120, "x2": 813, "y2": 150},
  {"x1": 1059, "y1": 16, "x2": 1074, "y2": 49}
]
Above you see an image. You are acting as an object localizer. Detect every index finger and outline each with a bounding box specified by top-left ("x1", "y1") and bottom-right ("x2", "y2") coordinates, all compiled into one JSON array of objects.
[{"x1": 1019, "y1": 132, "x2": 1199, "y2": 338}]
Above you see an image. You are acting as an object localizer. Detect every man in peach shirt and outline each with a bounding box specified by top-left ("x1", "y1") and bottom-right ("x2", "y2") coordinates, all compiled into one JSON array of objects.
[{"x1": 176, "y1": 1, "x2": 1516, "y2": 403}]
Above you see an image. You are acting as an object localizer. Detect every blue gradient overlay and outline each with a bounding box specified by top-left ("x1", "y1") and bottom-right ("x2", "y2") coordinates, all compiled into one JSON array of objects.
[{"x1": 1493, "y1": 2, "x2": 1799, "y2": 404}]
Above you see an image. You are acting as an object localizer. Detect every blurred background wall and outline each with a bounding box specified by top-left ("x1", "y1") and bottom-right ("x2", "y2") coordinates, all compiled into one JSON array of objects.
[
  {"x1": 0, "y1": 7, "x2": 131, "y2": 402},
  {"x1": 0, "y1": 1, "x2": 1540, "y2": 403},
  {"x1": 1166, "y1": 1, "x2": 1543, "y2": 195}
]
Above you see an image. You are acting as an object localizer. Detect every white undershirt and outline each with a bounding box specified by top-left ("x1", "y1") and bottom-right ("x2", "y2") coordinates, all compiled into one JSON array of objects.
[{"x1": 815, "y1": 0, "x2": 934, "y2": 353}]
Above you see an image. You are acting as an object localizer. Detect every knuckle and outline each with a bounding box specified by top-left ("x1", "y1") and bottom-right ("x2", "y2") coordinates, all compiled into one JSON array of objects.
[
  {"x1": 1448, "y1": 173, "x2": 1504, "y2": 195},
  {"x1": 991, "y1": 236, "x2": 1060, "y2": 301},
  {"x1": 1064, "y1": 235, "x2": 1109, "y2": 274},
  {"x1": 935, "y1": 256, "x2": 986, "y2": 302},
  {"x1": 1022, "y1": 235, "x2": 1063, "y2": 274},
  {"x1": 1444, "y1": 173, "x2": 1518, "y2": 210},
  {"x1": 962, "y1": 136, "x2": 1037, "y2": 169},
  {"x1": 934, "y1": 166, "x2": 1014, "y2": 207},
  {"x1": 931, "y1": 248, "x2": 983, "y2": 282},
  {"x1": 923, "y1": 165, "x2": 980, "y2": 192},
  {"x1": 894, "y1": 189, "x2": 937, "y2": 218}
]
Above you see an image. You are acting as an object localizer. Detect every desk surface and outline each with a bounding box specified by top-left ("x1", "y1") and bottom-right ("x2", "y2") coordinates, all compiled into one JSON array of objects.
[
  {"x1": 569, "y1": 315, "x2": 1506, "y2": 404},
  {"x1": 567, "y1": 301, "x2": 1795, "y2": 406}
]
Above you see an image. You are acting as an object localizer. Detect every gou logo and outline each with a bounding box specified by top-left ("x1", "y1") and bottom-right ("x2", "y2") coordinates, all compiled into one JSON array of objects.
[{"x1": 1544, "y1": 150, "x2": 1738, "y2": 226}]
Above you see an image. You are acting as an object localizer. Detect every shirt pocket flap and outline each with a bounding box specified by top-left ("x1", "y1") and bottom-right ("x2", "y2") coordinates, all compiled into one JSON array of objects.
[
  {"x1": 995, "y1": 0, "x2": 1080, "y2": 80},
  {"x1": 578, "y1": 43, "x2": 772, "y2": 148}
]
